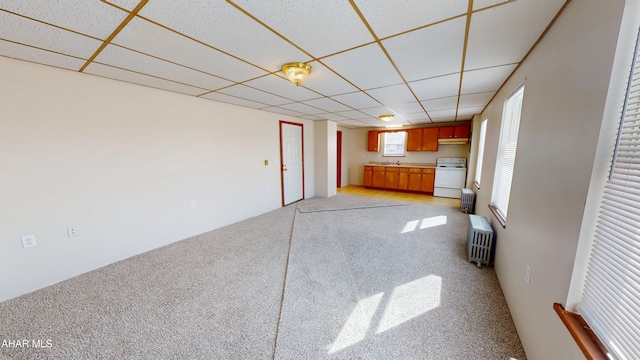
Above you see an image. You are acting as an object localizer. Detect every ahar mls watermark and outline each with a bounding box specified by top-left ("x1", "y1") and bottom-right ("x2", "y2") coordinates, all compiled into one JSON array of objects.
[{"x1": 1, "y1": 339, "x2": 53, "y2": 349}]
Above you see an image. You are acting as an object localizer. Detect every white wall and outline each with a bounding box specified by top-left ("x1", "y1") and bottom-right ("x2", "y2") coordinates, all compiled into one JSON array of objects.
[
  {"x1": 0, "y1": 56, "x2": 316, "y2": 302},
  {"x1": 472, "y1": 0, "x2": 625, "y2": 358},
  {"x1": 347, "y1": 127, "x2": 470, "y2": 185},
  {"x1": 314, "y1": 120, "x2": 337, "y2": 197}
]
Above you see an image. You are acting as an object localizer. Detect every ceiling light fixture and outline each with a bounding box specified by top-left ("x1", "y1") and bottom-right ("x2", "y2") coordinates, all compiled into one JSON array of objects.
[
  {"x1": 378, "y1": 114, "x2": 395, "y2": 122},
  {"x1": 282, "y1": 62, "x2": 312, "y2": 86}
]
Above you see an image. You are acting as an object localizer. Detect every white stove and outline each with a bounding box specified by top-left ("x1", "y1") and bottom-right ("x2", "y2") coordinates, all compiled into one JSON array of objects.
[{"x1": 433, "y1": 157, "x2": 467, "y2": 198}]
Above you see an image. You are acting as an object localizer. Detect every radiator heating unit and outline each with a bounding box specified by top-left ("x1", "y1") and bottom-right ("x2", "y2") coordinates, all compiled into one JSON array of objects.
[
  {"x1": 461, "y1": 188, "x2": 474, "y2": 213},
  {"x1": 467, "y1": 215, "x2": 494, "y2": 267}
]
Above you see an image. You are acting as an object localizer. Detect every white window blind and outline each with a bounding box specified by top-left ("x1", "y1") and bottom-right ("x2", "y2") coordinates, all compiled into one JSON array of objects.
[
  {"x1": 475, "y1": 118, "x2": 488, "y2": 187},
  {"x1": 491, "y1": 85, "x2": 525, "y2": 220},
  {"x1": 383, "y1": 131, "x2": 406, "y2": 156},
  {"x1": 577, "y1": 27, "x2": 640, "y2": 360}
]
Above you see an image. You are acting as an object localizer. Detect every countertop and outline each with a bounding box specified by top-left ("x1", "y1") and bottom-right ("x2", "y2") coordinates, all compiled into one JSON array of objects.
[{"x1": 367, "y1": 163, "x2": 437, "y2": 168}]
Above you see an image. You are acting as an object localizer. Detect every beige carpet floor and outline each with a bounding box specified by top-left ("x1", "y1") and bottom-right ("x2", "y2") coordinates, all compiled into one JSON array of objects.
[{"x1": 0, "y1": 194, "x2": 526, "y2": 359}]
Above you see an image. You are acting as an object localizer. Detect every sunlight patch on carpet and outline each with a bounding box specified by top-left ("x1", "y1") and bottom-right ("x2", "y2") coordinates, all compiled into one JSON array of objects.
[
  {"x1": 329, "y1": 293, "x2": 384, "y2": 354},
  {"x1": 401, "y1": 216, "x2": 447, "y2": 233}
]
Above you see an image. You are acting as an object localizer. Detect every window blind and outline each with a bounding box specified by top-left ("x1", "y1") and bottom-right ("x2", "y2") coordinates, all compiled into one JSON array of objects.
[
  {"x1": 475, "y1": 118, "x2": 488, "y2": 187},
  {"x1": 491, "y1": 85, "x2": 525, "y2": 220},
  {"x1": 577, "y1": 27, "x2": 640, "y2": 360}
]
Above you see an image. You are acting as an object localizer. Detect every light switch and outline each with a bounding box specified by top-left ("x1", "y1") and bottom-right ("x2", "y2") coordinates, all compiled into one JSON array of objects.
[{"x1": 264, "y1": 159, "x2": 269, "y2": 166}]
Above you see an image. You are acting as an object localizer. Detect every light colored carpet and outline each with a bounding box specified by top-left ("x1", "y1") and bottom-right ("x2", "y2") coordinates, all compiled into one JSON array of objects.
[
  {"x1": 0, "y1": 195, "x2": 526, "y2": 359},
  {"x1": 297, "y1": 194, "x2": 408, "y2": 213}
]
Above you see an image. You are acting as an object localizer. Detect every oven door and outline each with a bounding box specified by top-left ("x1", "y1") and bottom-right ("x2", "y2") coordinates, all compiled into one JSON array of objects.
[{"x1": 434, "y1": 168, "x2": 466, "y2": 188}]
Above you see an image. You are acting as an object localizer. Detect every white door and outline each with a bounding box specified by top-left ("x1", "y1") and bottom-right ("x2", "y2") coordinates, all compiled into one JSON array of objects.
[{"x1": 281, "y1": 122, "x2": 304, "y2": 205}]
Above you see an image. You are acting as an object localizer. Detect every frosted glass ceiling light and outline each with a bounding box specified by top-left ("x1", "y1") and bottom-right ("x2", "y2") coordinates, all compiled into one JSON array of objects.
[
  {"x1": 379, "y1": 114, "x2": 395, "y2": 122},
  {"x1": 282, "y1": 62, "x2": 312, "y2": 86}
]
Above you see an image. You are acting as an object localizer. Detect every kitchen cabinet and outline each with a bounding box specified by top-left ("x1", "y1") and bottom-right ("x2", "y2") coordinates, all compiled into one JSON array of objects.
[
  {"x1": 372, "y1": 166, "x2": 386, "y2": 187},
  {"x1": 408, "y1": 168, "x2": 422, "y2": 191},
  {"x1": 407, "y1": 128, "x2": 439, "y2": 151},
  {"x1": 422, "y1": 128, "x2": 439, "y2": 151},
  {"x1": 385, "y1": 167, "x2": 399, "y2": 189},
  {"x1": 364, "y1": 166, "x2": 373, "y2": 187},
  {"x1": 421, "y1": 168, "x2": 435, "y2": 193},
  {"x1": 366, "y1": 166, "x2": 434, "y2": 193},
  {"x1": 439, "y1": 125, "x2": 469, "y2": 139},
  {"x1": 368, "y1": 131, "x2": 380, "y2": 152},
  {"x1": 398, "y1": 168, "x2": 409, "y2": 190}
]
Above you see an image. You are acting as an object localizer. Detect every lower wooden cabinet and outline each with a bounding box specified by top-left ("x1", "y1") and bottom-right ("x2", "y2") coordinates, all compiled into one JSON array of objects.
[{"x1": 365, "y1": 166, "x2": 435, "y2": 193}]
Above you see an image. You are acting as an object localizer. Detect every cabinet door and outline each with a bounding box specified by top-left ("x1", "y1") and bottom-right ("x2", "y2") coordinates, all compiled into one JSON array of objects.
[
  {"x1": 372, "y1": 167, "x2": 386, "y2": 187},
  {"x1": 368, "y1": 131, "x2": 380, "y2": 151},
  {"x1": 421, "y1": 128, "x2": 439, "y2": 151},
  {"x1": 454, "y1": 125, "x2": 469, "y2": 138},
  {"x1": 408, "y1": 170, "x2": 422, "y2": 191},
  {"x1": 398, "y1": 168, "x2": 409, "y2": 190},
  {"x1": 364, "y1": 167, "x2": 373, "y2": 187},
  {"x1": 439, "y1": 127, "x2": 454, "y2": 139},
  {"x1": 406, "y1": 129, "x2": 422, "y2": 151},
  {"x1": 422, "y1": 169, "x2": 435, "y2": 192},
  {"x1": 386, "y1": 171, "x2": 399, "y2": 189}
]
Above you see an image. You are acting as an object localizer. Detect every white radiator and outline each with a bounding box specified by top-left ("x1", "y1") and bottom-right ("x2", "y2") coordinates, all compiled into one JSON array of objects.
[
  {"x1": 467, "y1": 215, "x2": 494, "y2": 267},
  {"x1": 461, "y1": 188, "x2": 474, "y2": 213}
]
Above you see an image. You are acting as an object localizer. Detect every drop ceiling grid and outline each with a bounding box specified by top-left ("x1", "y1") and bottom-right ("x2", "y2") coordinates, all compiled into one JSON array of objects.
[
  {"x1": 321, "y1": 43, "x2": 405, "y2": 90},
  {"x1": 365, "y1": 84, "x2": 417, "y2": 107},
  {"x1": 277, "y1": 102, "x2": 326, "y2": 116},
  {"x1": 137, "y1": 0, "x2": 312, "y2": 72},
  {"x1": 84, "y1": 62, "x2": 206, "y2": 96},
  {"x1": 355, "y1": 0, "x2": 468, "y2": 39},
  {"x1": 331, "y1": 91, "x2": 381, "y2": 110},
  {"x1": 200, "y1": 92, "x2": 269, "y2": 109},
  {"x1": 464, "y1": 0, "x2": 567, "y2": 70},
  {"x1": 0, "y1": 1, "x2": 128, "y2": 40},
  {"x1": 460, "y1": 64, "x2": 518, "y2": 94},
  {"x1": 103, "y1": 0, "x2": 140, "y2": 12},
  {"x1": 111, "y1": 17, "x2": 268, "y2": 83},
  {"x1": 218, "y1": 84, "x2": 293, "y2": 107},
  {"x1": 301, "y1": 97, "x2": 352, "y2": 113},
  {"x1": 230, "y1": 0, "x2": 373, "y2": 59},
  {"x1": 382, "y1": 16, "x2": 467, "y2": 83},
  {"x1": 410, "y1": 73, "x2": 461, "y2": 102},
  {"x1": 300, "y1": 61, "x2": 359, "y2": 96},
  {"x1": 95, "y1": 45, "x2": 234, "y2": 91},
  {"x1": 386, "y1": 101, "x2": 424, "y2": 115},
  {"x1": 0, "y1": 11, "x2": 103, "y2": 59},
  {"x1": 243, "y1": 75, "x2": 322, "y2": 102},
  {"x1": 0, "y1": 41, "x2": 85, "y2": 71}
]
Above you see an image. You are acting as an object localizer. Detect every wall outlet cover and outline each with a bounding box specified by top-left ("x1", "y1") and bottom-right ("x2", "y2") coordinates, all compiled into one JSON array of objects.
[{"x1": 21, "y1": 235, "x2": 37, "y2": 248}]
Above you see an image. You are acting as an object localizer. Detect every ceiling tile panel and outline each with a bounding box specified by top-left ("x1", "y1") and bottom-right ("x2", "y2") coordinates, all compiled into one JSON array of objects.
[
  {"x1": 473, "y1": 0, "x2": 510, "y2": 10},
  {"x1": 356, "y1": 0, "x2": 468, "y2": 39},
  {"x1": 386, "y1": 101, "x2": 424, "y2": 115},
  {"x1": 200, "y1": 92, "x2": 266, "y2": 109},
  {"x1": 112, "y1": 18, "x2": 267, "y2": 83},
  {"x1": 331, "y1": 91, "x2": 381, "y2": 110},
  {"x1": 102, "y1": 0, "x2": 140, "y2": 11},
  {"x1": 409, "y1": 73, "x2": 460, "y2": 101},
  {"x1": 299, "y1": 115, "x2": 324, "y2": 121},
  {"x1": 302, "y1": 98, "x2": 352, "y2": 113},
  {"x1": 457, "y1": 106, "x2": 486, "y2": 116},
  {"x1": 84, "y1": 63, "x2": 205, "y2": 96},
  {"x1": 458, "y1": 92, "x2": 495, "y2": 108},
  {"x1": 0, "y1": 40, "x2": 85, "y2": 70},
  {"x1": 138, "y1": 0, "x2": 311, "y2": 72},
  {"x1": 261, "y1": 107, "x2": 305, "y2": 117},
  {"x1": 218, "y1": 84, "x2": 292, "y2": 106},
  {"x1": 301, "y1": 61, "x2": 359, "y2": 96},
  {"x1": 366, "y1": 84, "x2": 416, "y2": 105},
  {"x1": 421, "y1": 96, "x2": 458, "y2": 112},
  {"x1": 277, "y1": 102, "x2": 325, "y2": 115},
  {"x1": 231, "y1": 0, "x2": 373, "y2": 58},
  {"x1": 0, "y1": 0, "x2": 128, "y2": 40},
  {"x1": 95, "y1": 45, "x2": 234, "y2": 91},
  {"x1": 429, "y1": 109, "x2": 457, "y2": 119},
  {"x1": 0, "y1": 11, "x2": 102, "y2": 59},
  {"x1": 461, "y1": 64, "x2": 517, "y2": 94},
  {"x1": 313, "y1": 113, "x2": 349, "y2": 121},
  {"x1": 402, "y1": 112, "x2": 431, "y2": 122},
  {"x1": 334, "y1": 110, "x2": 370, "y2": 120},
  {"x1": 359, "y1": 106, "x2": 395, "y2": 118},
  {"x1": 382, "y1": 17, "x2": 466, "y2": 82},
  {"x1": 465, "y1": 0, "x2": 566, "y2": 69},
  {"x1": 244, "y1": 75, "x2": 321, "y2": 102},
  {"x1": 321, "y1": 44, "x2": 403, "y2": 90}
]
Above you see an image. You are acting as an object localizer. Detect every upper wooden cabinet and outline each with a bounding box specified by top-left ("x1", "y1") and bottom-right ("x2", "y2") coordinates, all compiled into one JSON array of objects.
[
  {"x1": 407, "y1": 128, "x2": 439, "y2": 152},
  {"x1": 368, "y1": 131, "x2": 380, "y2": 152},
  {"x1": 422, "y1": 128, "x2": 439, "y2": 151},
  {"x1": 439, "y1": 125, "x2": 470, "y2": 139}
]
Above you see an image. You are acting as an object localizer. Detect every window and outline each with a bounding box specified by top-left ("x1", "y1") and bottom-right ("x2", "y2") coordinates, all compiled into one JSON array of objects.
[
  {"x1": 490, "y1": 84, "x2": 524, "y2": 225},
  {"x1": 383, "y1": 131, "x2": 406, "y2": 156},
  {"x1": 474, "y1": 118, "x2": 488, "y2": 188},
  {"x1": 575, "y1": 26, "x2": 640, "y2": 359}
]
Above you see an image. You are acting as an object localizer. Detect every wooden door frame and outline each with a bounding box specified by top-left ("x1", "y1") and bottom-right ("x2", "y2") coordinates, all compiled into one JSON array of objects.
[
  {"x1": 337, "y1": 130, "x2": 342, "y2": 188},
  {"x1": 279, "y1": 120, "x2": 305, "y2": 206}
]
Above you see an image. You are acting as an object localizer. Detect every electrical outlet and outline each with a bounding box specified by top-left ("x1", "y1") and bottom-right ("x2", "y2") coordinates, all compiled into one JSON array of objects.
[
  {"x1": 67, "y1": 226, "x2": 78, "y2": 237},
  {"x1": 21, "y1": 235, "x2": 37, "y2": 248},
  {"x1": 189, "y1": 200, "x2": 196, "y2": 209},
  {"x1": 525, "y1": 265, "x2": 532, "y2": 285}
]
